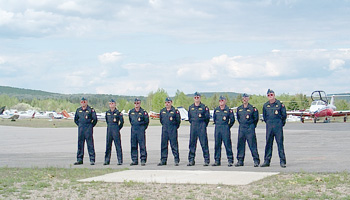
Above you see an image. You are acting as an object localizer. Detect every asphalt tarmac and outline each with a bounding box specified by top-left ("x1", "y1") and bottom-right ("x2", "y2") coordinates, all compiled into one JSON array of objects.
[{"x1": 1, "y1": 122, "x2": 349, "y2": 173}]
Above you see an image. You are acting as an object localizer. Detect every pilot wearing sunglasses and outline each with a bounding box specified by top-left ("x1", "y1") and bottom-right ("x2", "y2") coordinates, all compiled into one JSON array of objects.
[
  {"x1": 187, "y1": 92, "x2": 211, "y2": 166},
  {"x1": 261, "y1": 89, "x2": 287, "y2": 168}
]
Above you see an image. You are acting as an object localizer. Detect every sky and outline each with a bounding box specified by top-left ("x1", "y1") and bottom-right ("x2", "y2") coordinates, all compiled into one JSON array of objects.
[{"x1": 0, "y1": 0, "x2": 350, "y2": 97}]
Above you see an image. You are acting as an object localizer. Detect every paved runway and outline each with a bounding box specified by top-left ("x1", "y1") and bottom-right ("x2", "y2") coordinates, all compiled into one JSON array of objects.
[{"x1": 1, "y1": 122, "x2": 350, "y2": 173}]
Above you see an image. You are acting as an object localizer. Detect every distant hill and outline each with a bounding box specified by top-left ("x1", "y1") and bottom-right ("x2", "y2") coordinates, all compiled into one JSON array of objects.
[
  {"x1": 0, "y1": 86, "x2": 62, "y2": 99},
  {"x1": 0, "y1": 85, "x2": 143, "y2": 103},
  {"x1": 0, "y1": 85, "x2": 60, "y2": 98}
]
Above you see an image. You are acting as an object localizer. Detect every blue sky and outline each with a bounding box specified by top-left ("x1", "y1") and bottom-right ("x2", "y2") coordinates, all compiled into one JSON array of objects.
[{"x1": 0, "y1": 0, "x2": 350, "y2": 96}]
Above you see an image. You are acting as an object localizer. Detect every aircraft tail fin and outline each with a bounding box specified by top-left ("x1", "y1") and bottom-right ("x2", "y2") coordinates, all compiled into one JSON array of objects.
[
  {"x1": 330, "y1": 95, "x2": 335, "y2": 106},
  {"x1": 0, "y1": 106, "x2": 5, "y2": 115},
  {"x1": 62, "y1": 110, "x2": 71, "y2": 118}
]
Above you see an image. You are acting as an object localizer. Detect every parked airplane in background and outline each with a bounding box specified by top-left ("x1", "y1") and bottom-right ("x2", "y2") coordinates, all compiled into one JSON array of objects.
[
  {"x1": 287, "y1": 91, "x2": 350, "y2": 123},
  {"x1": 0, "y1": 107, "x2": 20, "y2": 121}
]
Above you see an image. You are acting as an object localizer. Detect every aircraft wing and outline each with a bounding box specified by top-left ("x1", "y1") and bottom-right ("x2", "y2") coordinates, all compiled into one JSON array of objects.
[
  {"x1": 286, "y1": 110, "x2": 312, "y2": 117},
  {"x1": 332, "y1": 110, "x2": 350, "y2": 117}
]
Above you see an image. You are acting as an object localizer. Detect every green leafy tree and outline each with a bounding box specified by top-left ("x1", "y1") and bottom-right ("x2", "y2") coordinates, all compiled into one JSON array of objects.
[
  {"x1": 145, "y1": 91, "x2": 154, "y2": 111},
  {"x1": 0, "y1": 94, "x2": 19, "y2": 108},
  {"x1": 208, "y1": 93, "x2": 219, "y2": 109},
  {"x1": 116, "y1": 98, "x2": 127, "y2": 111},
  {"x1": 173, "y1": 90, "x2": 192, "y2": 109},
  {"x1": 152, "y1": 88, "x2": 168, "y2": 112},
  {"x1": 335, "y1": 99, "x2": 350, "y2": 110},
  {"x1": 288, "y1": 98, "x2": 299, "y2": 110}
]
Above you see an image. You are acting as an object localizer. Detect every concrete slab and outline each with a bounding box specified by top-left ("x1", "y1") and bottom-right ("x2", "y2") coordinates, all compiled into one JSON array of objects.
[{"x1": 79, "y1": 170, "x2": 279, "y2": 185}]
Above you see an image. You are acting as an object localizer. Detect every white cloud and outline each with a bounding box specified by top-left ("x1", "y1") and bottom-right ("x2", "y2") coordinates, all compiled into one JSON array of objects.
[
  {"x1": 0, "y1": 9, "x2": 14, "y2": 25},
  {"x1": 328, "y1": 59, "x2": 345, "y2": 71},
  {"x1": 95, "y1": 80, "x2": 160, "y2": 96},
  {"x1": 0, "y1": 56, "x2": 5, "y2": 64},
  {"x1": 98, "y1": 52, "x2": 122, "y2": 64}
]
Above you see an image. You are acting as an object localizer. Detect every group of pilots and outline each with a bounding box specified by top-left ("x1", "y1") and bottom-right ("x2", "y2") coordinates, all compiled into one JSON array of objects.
[{"x1": 73, "y1": 89, "x2": 287, "y2": 168}]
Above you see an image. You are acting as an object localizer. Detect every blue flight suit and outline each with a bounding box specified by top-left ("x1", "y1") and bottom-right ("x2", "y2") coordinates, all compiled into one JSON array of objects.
[
  {"x1": 188, "y1": 103, "x2": 210, "y2": 163},
  {"x1": 262, "y1": 99, "x2": 287, "y2": 165},
  {"x1": 74, "y1": 105, "x2": 97, "y2": 163},
  {"x1": 129, "y1": 108, "x2": 149, "y2": 164},
  {"x1": 213, "y1": 105, "x2": 235, "y2": 164},
  {"x1": 159, "y1": 106, "x2": 181, "y2": 163},
  {"x1": 236, "y1": 103, "x2": 260, "y2": 164},
  {"x1": 104, "y1": 108, "x2": 124, "y2": 164}
]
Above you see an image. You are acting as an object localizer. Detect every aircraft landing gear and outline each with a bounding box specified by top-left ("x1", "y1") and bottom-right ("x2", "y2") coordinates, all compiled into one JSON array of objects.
[
  {"x1": 344, "y1": 116, "x2": 347, "y2": 123},
  {"x1": 313, "y1": 118, "x2": 317, "y2": 123}
]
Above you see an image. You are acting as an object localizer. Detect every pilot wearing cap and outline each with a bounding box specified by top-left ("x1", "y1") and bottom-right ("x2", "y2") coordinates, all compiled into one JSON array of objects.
[
  {"x1": 104, "y1": 99, "x2": 124, "y2": 165},
  {"x1": 128, "y1": 97, "x2": 149, "y2": 166},
  {"x1": 261, "y1": 89, "x2": 287, "y2": 168},
  {"x1": 158, "y1": 97, "x2": 181, "y2": 166},
  {"x1": 212, "y1": 95, "x2": 235, "y2": 167},
  {"x1": 236, "y1": 93, "x2": 260, "y2": 167},
  {"x1": 187, "y1": 92, "x2": 211, "y2": 166},
  {"x1": 74, "y1": 97, "x2": 98, "y2": 165}
]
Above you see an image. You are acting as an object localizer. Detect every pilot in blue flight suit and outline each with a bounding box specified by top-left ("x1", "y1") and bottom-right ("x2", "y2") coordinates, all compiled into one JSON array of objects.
[
  {"x1": 129, "y1": 98, "x2": 149, "y2": 166},
  {"x1": 158, "y1": 97, "x2": 181, "y2": 166},
  {"x1": 74, "y1": 97, "x2": 98, "y2": 165},
  {"x1": 235, "y1": 93, "x2": 260, "y2": 167},
  {"x1": 212, "y1": 95, "x2": 235, "y2": 167},
  {"x1": 261, "y1": 89, "x2": 287, "y2": 168},
  {"x1": 187, "y1": 92, "x2": 210, "y2": 166},
  {"x1": 104, "y1": 99, "x2": 124, "y2": 165}
]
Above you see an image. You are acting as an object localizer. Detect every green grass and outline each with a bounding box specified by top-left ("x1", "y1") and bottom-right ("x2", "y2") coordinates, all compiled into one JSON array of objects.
[{"x1": 0, "y1": 167, "x2": 349, "y2": 199}]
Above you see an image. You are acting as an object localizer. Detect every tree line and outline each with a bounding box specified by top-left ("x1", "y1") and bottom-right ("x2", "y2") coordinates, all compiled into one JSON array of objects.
[{"x1": 2, "y1": 88, "x2": 349, "y2": 114}]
